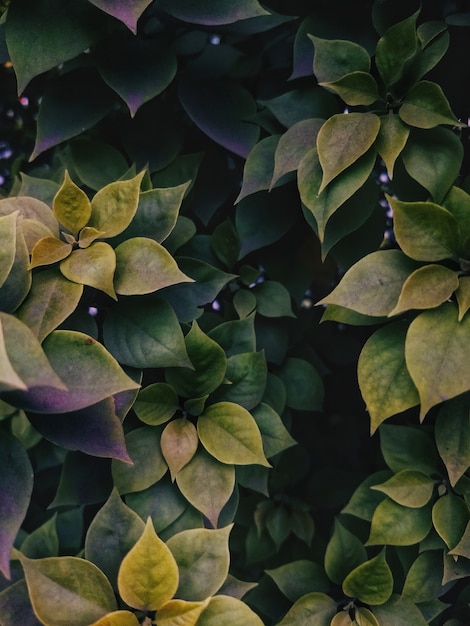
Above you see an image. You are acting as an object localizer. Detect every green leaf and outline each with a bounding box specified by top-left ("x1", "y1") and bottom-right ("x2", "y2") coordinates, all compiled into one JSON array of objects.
[
  {"x1": 379, "y1": 424, "x2": 440, "y2": 476},
  {"x1": 0, "y1": 578, "x2": 42, "y2": 626},
  {"x1": 251, "y1": 402, "x2": 296, "y2": 458},
  {"x1": 88, "y1": 172, "x2": 145, "y2": 239},
  {"x1": 405, "y1": 303, "x2": 470, "y2": 418},
  {"x1": 376, "y1": 114, "x2": 410, "y2": 179},
  {"x1": 251, "y1": 281, "x2": 295, "y2": 318},
  {"x1": 133, "y1": 383, "x2": 179, "y2": 426},
  {"x1": 277, "y1": 357, "x2": 324, "y2": 411},
  {"x1": 266, "y1": 561, "x2": 329, "y2": 601},
  {"x1": 5, "y1": 0, "x2": 104, "y2": 93},
  {"x1": 198, "y1": 402, "x2": 270, "y2": 467},
  {"x1": 389, "y1": 196, "x2": 460, "y2": 261},
  {"x1": 324, "y1": 519, "x2": 367, "y2": 585},
  {"x1": 91, "y1": 611, "x2": 140, "y2": 626},
  {"x1": 166, "y1": 321, "x2": 226, "y2": 398},
  {"x1": 103, "y1": 298, "x2": 191, "y2": 369},
  {"x1": 316, "y1": 113, "x2": 380, "y2": 192},
  {"x1": 166, "y1": 525, "x2": 231, "y2": 601},
  {"x1": 277, "y1": 592, "x2": 336, "y2": 626},
  {"x1": 208, "y1": 314, "x2": 256, "y2": 357},
  {"x1": 355, "y1": 607, "x2": 380, "y2": 626},
  {"x1": 318, "y1": 250, "x2": 417, "y2": 316},
  {"x1": 155, "y1": 0, "x2": 269, "y2": 25},
  {"x1": 390, "y1": 265, "x2": 459, "y2": 315},
  {"x1": 401, "y1": 127, "x2": 464, "y2": 204},
  {"x1": 176, "y1": 447, "x2": 235, "y2": 527},
  {"x1": 375, "y1": 11, "x2": 419, "y2": 86},
  {"x1": 20, "y1": 514, "x2": 59, "y2": 560},
  {"x1": 310, "y1": 36, "x2": 371, "y2": 83},
  {"x1": 371, "y1": 470, "x2": 434, "y2": 508},
  {"x1": 373, "y1": 595, "x2": 428, "y2": 626},
  {"x1": 214, "y1": 351, "x2": 267, "y2": 410},
  {"x1": 402, "y1": 550, "x2": 444, "y2": 603},
  {"x1": 66, "y1": 138, "x2": 130, "y2": 191},
  {"x1": 161, "y1": 418, "x2": 198, "y2": 479},
  {"x1": 20, "y1": 555, "x2": 117, "y2": 625},
  {"x1": 432, "y1": 493, "x2": 469, "y2": 551},
  {"x1": 399, "y1": 81, "x2": 465, "y2": 129},
  {"x1": 60, "y1": 242, "x2": 117, "y2": 299},
  {"x1": 87, "y1": 0, "x2": 153, "y2": 33},
  {"x1": 342, "y1": 470, "x2": 392, "y2": 521},
  {"x1": 435, "y1": 396, "x2": 470, "y2": 486},
  {"x1": 0, "y1": 433, "x2": 33, "y2": 578},
  {"x1": 112, "y1": 426, "x2": 167, "y2": 495},
  {"x1": 53, "y1": 171, "x2": 91, "y2": 237},
  {"x1": 211, "y1": 219, "x2": 241, "y2": 269},
  {"x1": 30, "y1": 236, "x2": 72, "y2": 269},
  {"x1": 16, "y1": 268, "x2": 83, "y2": 342},
  {"x1": 367, "y1": 499, "x2": 432, "y2": 546},
  {"x1": 85, "y1": 489, "x2": 145, "y2": 590},
  {"x1": 155, "y1": 599, "x2": 209, "y2": 626},
  {"x1": 197, "y1": 595, "x2": 265, "y2": 626},
  {"x1": 449, "y1": 521, "x2": 470, "y2": 559},
  {"x1": 320, "y1": 72, "x2": 379, "y2": 106},
  {"x1": 0, "y1": 319, "x2": 27, "y2": 391},
  {"x1": 0, "y1": 196, "x2": 59, "y2": 236},
  {"x1": 0, "y1": 212, "x2": 18, "y2": 288},
  {"x1": 342, "y1": 550, "x2": 392, "y2": 605},
  {"x1": 236, "y1": 136, "x2": 279, "y2": 203},
  {"x1": 117, "y1": 518, "x2": 179, "y2": 611},
  {"x1": 358, "y1": 321, "x2": 419, "y2": 433},
  {"x1": 114, "y1": 237, "x2": 193, "y2": 295}
]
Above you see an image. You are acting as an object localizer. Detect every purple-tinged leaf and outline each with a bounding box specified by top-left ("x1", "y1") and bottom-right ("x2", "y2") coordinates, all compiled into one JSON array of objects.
[
  {"x1": 87, "y1": 0, "x2": 153, "y2": 34},
  {"x1": 156, "y1": 0, "x2": 269, "y2": 25}
]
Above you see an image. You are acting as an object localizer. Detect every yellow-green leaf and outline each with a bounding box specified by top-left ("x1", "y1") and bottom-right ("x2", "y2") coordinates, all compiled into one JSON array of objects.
[
  {"x1": 60, "y1": 242, "x2": 117, "y2": 299},
  {"x1": 456, "y1": 276, "x2": 470, "y2": 321},
  {"x1": 375, "y1": 114, "x2": 410, "y2": 179},
  {"x1": 371, "y1": 470, "x2": 435, "y2": 508},
  {"x1": 197, "y1": 595, "x2": 265, "y2": 626},
  {"x1": 133, "y1": 383, "x2": 179, "y2": 426},
  {"x1": 320, "y1": 71, "x2": 379, "y2": 106},
  {"x1": 117, "y1": 518, "x2": 179, "y2": 611},
  {"x1": 342, "y1": 550, "x2": 393, "y2": 606},
  {"x1": 355, "y1": 607, "x2": 380, "y2": 626},
  {"x1": 91, "y1": 611, "x2": 140, "y2": 626},
  {"x1": 78, "y1": 226, "x2": 106, "y2": 248},
  {"x1": 367, "y1": 499, "x2": 432, "y2": 546},
  {"x1": 161, "y1": 418, "x2": 199, "y2": 480},
  {"x1": 156, "y1": 598, "x2": 209, "y2": 625},
  {"x1": 432, "y1": 493, "x2": 469, "y2": 551},
  {"x1": 53, "y1": 171, "x2": 91, "y2": 236},
  {"x1": 30, "y1": 236, "x2": 72, "y2": 268},
  {"x1": 399, "y1": 81, "x2": 466, "y2": 129}
]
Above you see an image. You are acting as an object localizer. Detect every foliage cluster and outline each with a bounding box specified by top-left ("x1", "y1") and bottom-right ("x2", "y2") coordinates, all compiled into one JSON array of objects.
[{"x1": 1, "y1": 0, "x2": 470, "y2": 624}]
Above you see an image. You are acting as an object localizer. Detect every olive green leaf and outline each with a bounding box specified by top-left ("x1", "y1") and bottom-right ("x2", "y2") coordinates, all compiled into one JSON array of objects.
[
  {"x1": 320, "y1": 72, "x2": 379, "y2": 106},
  {"x1": 78, "y1": 227, "x2": 106, "y2": 248},
  {"x1": 0, "y1": 226, "x2": 30, "y2": 313},
  {"x1": 367, "y1": 499, "x2": 432, "y2": 546},
  {"x1": 251, "y1": 402, "x2": 296, "y2": 458},
  {"x1": 389, "y1": 265, "x2": 459, "y2": 315},
  {"x1": 376, "y1": 114, "x2": 410, "y2": 179},
  {"x1": 342, "y1": 470, "x2": 391, "y2": 521},
  {"x1": 432, "y1": 493, "x2": 469, "y2": 551},
  {"x1": 324, "y1": 519, "x2": 367, "y2": 585},
  {"x1": 373, "y1": 595, "x2": 428, "y2": 625},
  {"x1": 197, "y1": 595, "x2": 265, "y2": 626},
  {"x1": 91, "y1": 611, "x2": 140, "y2": 626},
  {"x1": 60, "y1": 242, "x2": 117, "y2": 299},
  {"x1": 389, "y1": 196, "x2": 460, "y2": 261},
  {"x1": 88, "y1": 172, "x2": 145, "y2": 239},
  {"x1": 236, "y1": 136, "x2": 279, "y2": 203},
  {"x1": 166, "y1": 525, "x2": 231, "y2": 601},
  {"x1": 114, "y1": 237, "x2": 193, "y2": 295},
  {"x1": 20, "y1": 554, "x2": 117, "y2": 625},
  {"x1": 0, "y1": 196, "x2": 59, "y2": 235},
  {"x1": 310, "y1": 36, "x2": 371, "y2": 83},
  {"x1": 405, "y1": 303, "x2": 470, "y2": 419},
  {"x1": 277, "y1": 592, "x2": 337, "y2": 626},
  {"x1": 371, "y1": 470, "x2": 435, "y2": 508},
  {"x1": 317, "y1": 113, "x2": 380, "y2": 192},
  {"x1": 0, "y1": 212, "x2": 18, "y2": 288},
  {"x1": 207, "y1": 314, "x2": 256, "y2": 357},
  {"x1": 53, "y1": 171, "x2": 91, "y2": 237},
  {"x1": 342, "y1": 550, "x2": 393, "y2": 605},
  {"x1": 317, "y1": 250, "x2": 418, "y2": 316},
  {"x1": 213, "y1": 351, "x2": 267, "y2": 410},
  {"x1": 156, "y1": 599, "x2": 210, "y2": 626},
  {"x1": 399, "y1": 81, "x2": 466, "y2": 129},
  {"x1": 0, "y1": 319, "x2": 27, "y2": 391},
  {"x1": 30, "y1": 236, "x2": 73, "y2": 269},
  {"x1": 375, "y1": 10, "x2": 419, "y2": 86},
  {"x1": 251, "y1": 281, "x2": 295, "y2": 318},
  {"x1": 402, "y1": 551, "x2": 444, "y2": 603},
  {"x1": 358, "y1": 321, "x2": 419, "y2": 433},
  {"x1": 435, "y1": 397, "x2": 470, "y2": 486},
  {"x1": 117, "y1": 518, "x2": 179, "y2": 611},
  {"x1": 449, "y1": 521, "x2": 470, "y2": 560},
  {"x1": 379, "y1": 424, "x2": 440, "y2": 476},
  {"x1": 354, "y1": 607, "x2": 380, "y2": 626},
  {"x1": 176, "y1": 447, "x2": 235, "y2": 527},
  {"x1": 161, "y1": 418, "x2": 199, "y2": 480},
  {"x1": 133, "y1": 383, "x2": 179, "y2": 426},
  {"x1": 277, "y1": 357, "x2": 324, "y2": 411}
]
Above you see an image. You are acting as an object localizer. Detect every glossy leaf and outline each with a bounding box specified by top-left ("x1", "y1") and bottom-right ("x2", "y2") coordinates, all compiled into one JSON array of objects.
[
  {"x1": 399, "y1": 81, "x2": 465, "y2": 129},
  {"x1": 375, "y1": 11, "x2": 419, "y2": 86},
  {"x1": 156, "y1": 0, "x2": 269, "y2": 25},
  {"x1": 166, "y1": 525, "x2": 231, "y2": 601},
  {"x1": 117, "y1": 518, "x2": 179, "y2": 611},
  {"x1": 321, "y1": 72, "x2": 379, "y2": 106},
  {"x1": 87, "y1": 0, "x2": 153, "y2": 33},
  {"x1": 60, "y1": 242, "x2": 117, "y2": 299},
  {"x1": 390, "y1": 264, "x2": 459, "y2": 315},
  {"x1": 432, "y1": 493, "x2": 469, "y2": 551},
  {"x1": 324, "y1": 519, "x2": 367, "y2": 585},
  {"x1": 371, "y1": 470, "x2": 434, "y2": 508},
  {"x1": 30, "y1": 236, "x2": 72, "y2": 269},
  {"x1": 53, "y1": 171, "x2": 91, "y2": 237},
  {"x1": 358, "y1": 321, "x2": 419, "y2": 433},
  {"x1": 435, "y1": 396, "x2": 470, "y2": 486},
  {"x1": 367, "y1": 499, "x2": 432, "y2": 546},
  {"x1": 405, "y1": 303, "x2": 470, "y2": 418},
  {"x1": 161, "y1": 419, "x2": 199, "y2": 479},
  {"x1": 342, "y1": 550, "x2": 392, "y2": 605},
  {"x1": 20, "y1": 555, "x2": 117, "y2": 625},
  {"x1": 251, "y1": 402, "x2": 296, "y2": 458},
  {"x1": 0, "y1": 432, "x2": 33, "y2": 578},
  {"x1": 277, "y1": 592, "x2": 336, "y2": 626},
  {"x1": 376, "y1": 114, "x2": 410, "y2": 179},
  {"x1": 133, "y1": 383, "x2": 179, "y2": 426},
  {"x1": 310, "y1": 36, "x2": 371, "y2": 83},
  {"x1": 316, "y1": 113, "x2": 380, "y2": 192},
  {"x1": 197, "y1": 595, "x2": 265, "y2": 626},
  {"x1": 277, "y1": 357, "x2": 324, "y2": 411},
  {"x1": 156, "y1": 599, "x2": 209, "y2": 626}
]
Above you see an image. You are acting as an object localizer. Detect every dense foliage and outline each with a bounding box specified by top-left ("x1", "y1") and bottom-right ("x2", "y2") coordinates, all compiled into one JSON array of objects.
[{"x1": 1, "y1": 0, "x2": 470, "y2": 624}]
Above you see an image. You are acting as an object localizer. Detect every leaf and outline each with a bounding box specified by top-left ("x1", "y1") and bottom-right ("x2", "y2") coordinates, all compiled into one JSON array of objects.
[
  {"x1": 277, "y1": 357, "x2": 324, "y2": 411},
  {"x1": 91, "y1": 611, "x2": 140, "y2": 626},
  {"x1": 30, "y1": 236, "x2": 73, "y2": 268},
  {"x1": 0, "y1": 433, "x2": 33, "y2": 579},
  {"x1": 251, "y1": 402, "x2": 296, "y2": 458},
  {"x1": 355, "y1": 607, "x2": 380, "y2": 626},
  {"x1": 324, "y1": 519, "x2": 367, "y2": 585},
  {"x1": 373, "y1": 595, "x2": 428, "y2": 626},
  {"x1": 389, "y1": 196, "x2": 460, "y2": 261},
  {"x1": 379, "y1": 424, "x2": 440, "y2": 476},
  {"x1": 367, "y1": 499, "x2": 432, "y2": 546},
  {"x1": 342, "y1": 470, "x2": 392, "y2": 521},
  {"x1": 405, "y1": 303, "x2": 470, "y2": 419},
  {"x1": 166, "y1": 322, "x2": 226, "y2": 398},
  {"x1": 133, "y1": 383, "x2": 179, "y2": 426},
  {"x1": 432, "y1": 493, "x2": 469, "y2": 551},
  {"x1": 85, "y1": 489, "x2": 145, "y2": 590},
  {"x1": 310, "y1": 36, "x2": 371, "y2": 83},
  {"x1": 266, "y1": 561, "x2": 329, "y2": 601},
  {"x1": 208, "y1": 315, "x2": 256, "y2": 357},
  {"x1": 389, "y1": 265, "x2": 459, "y2": 315},
  {"x1": 320, "y1": 72, "x2": 379, "y2": 106},
  {"x1": 103, "y1": 298, "x2": 191, "y2": 369},
  {"x1": 166, "y1": 526, "x2": 231, "y2": 601},
  {"x1": 375, "y1": 10, "x2": 419, "y2": 86},
  {"x1": 449, "y1": 521, "x2": 470, "y2": 559},
  {"x1": 214, "y1": 351, "x2": 267, "y2": 410},
  {"x1": 161, "y1": 419, "x2": 199, "y2": 479},
  {"x1": 60, "y1": 242, "x2": 117, "y2": 299},
  {"x1": 0, "y1": 212, "x2": 18, "y2": 288},
  {"x1": 53, "y1": 171, "x2": 91, "y2": 237},
  {"x1": 371, "y1": 470, "x2": 434, "y2": 508},
  {"x1": 176, "y1": 447, "x2": 235, "y2": 527},
  {"x1": 277, "y1": 592, "x2": 336, "y2": 626},
  {"x1": 399, "y1": 81, "x2": 466, "y2": 129},
  {"x1": 401, "y1": 551, "x2": 444, "y2": 603},
  {"x1": 88, "y1": 172, "x2": 145, "y2": 239},
  {"x1": 197, "y1": 595, "x2": 265, "y2": 626},
  {"x1": 358, "y1": 321, "x2": 419, "y2": 433},
  {"x1": 20, "y1": 555, "x2": 117, "y2": 625},
  {"x1": 0, "y1": 196, "x2": 58, "y2": 235},
  {"x1": 236, "y1": 136, "x2": 279, "y2": 203},
  {"x1": 112, "y1": 426, "x2": 167, "y2": 494},
  {"x1": 435, "y1": 396, "x2": 470, "y2": 486},
  {"x1": 16, "y1": 268, "x2": 83, "y2": 342},
  {"x1": 156, "y1": 599, "x2": 210, "y2": 626},
  {"x1": 87, "y1": 0, "x2": 153, "y2": 33},
  {"x1": 198, "y1": 402, "x2": 270, "y2": 467},
  {"x1": 342, "y1": 550, "x2": 393, "y2": 605},
  {"x1": 0, "y1": 319, "x2": 27, "y2": 391},
  {"x1": 117, "y1": 518, "x2": 179, "y2": 611},
  {"x1": 0, "y1": 578, "x2": 43, "y2": 626},
  {"x1": 316, "y1": 113, "x2": 380, "y2": 192},
  {"x1": 5, "y1": 0, "x2": 104, "y2": 93},
  {"x1": 155, "y1": 0, "x2": 270, "y2": 25},
  {"x1": 114, "y1": 237, "x2": 193, "y2": 295},
  {"x1": 376, "y1": 114, "x2": 410, "y2": 179}
]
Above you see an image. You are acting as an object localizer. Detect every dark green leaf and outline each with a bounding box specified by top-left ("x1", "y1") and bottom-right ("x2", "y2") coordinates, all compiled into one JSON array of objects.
[
  {"x1": 277, "y1": 357, "x2": 324, "y2": 411},
  {"x1": 310, "y1": 36, "x2": 371, "y2": 83},
  {"x1": 399, "y1": 81, "x2": 465, "y2": 129},
  {"x1": 375, "y1": 11, "x2": 419, "y2": 86},
  {"x1": 324, "y1": 519, "x2": 367, "y2": 585},
  {"x1": 156, "y1": 0, "x2": 269, "y2": 25},
  {"x1": 379, "y1": 424, "x2": 440, "y2": 475},
  {"x1": 435, "y1": 396, "x2": 470, "y2": 487},
  {"x1": 277, "y1": 592, "x2": 336, "y2": 626}
]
